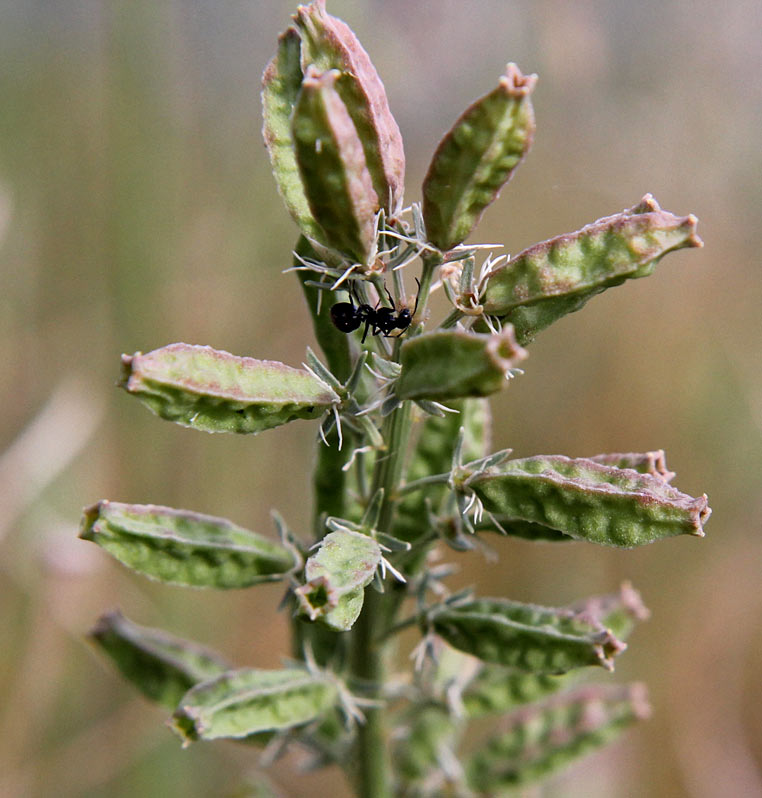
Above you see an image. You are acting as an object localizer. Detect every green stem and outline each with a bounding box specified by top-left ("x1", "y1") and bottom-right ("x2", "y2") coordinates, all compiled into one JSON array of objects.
[
  {"x1": 350, "y1": 399, "x2": 413, "y2": 798},
  {"x1": 440, "y1": 307, "x2": 465, "y2": 329}
]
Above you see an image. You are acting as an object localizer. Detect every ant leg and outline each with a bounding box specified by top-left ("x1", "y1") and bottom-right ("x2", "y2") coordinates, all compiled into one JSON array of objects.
[
  {"x1": 384, "y1": 283, "x2": 395, "y2": 308},
  {"x1": 411, "y1": 277, "x2": 421, "y2": 317}
]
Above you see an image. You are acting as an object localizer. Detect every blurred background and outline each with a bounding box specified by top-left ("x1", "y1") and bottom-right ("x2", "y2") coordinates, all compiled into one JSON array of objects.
[{"x1": 0, "y1": 1, "x2": 760, "y2": 795}]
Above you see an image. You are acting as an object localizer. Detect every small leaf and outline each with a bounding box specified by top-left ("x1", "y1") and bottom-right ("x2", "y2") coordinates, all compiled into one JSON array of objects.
[
  {"x1": 430, "y1": 596, "x2": 626, "y2": 674},
  {"x1": 395, "y1": 327, "x2": 527, "y2": 401},
  {"x1": 423, "y1": 63, "x2": 537, "y2": 251},
  {"x1": 294, "y1": 0, "x2": 405, "y2": 213},
  {"x1": 481, "y1": 195, "x2": 703, "y2": 344},
  {"x1": 292, "y1": 66, "x2": 379, "y2": 264},
  {"x1": 89, "y1": 610, "x2": 230, "y2": 709},
  {"x1": 120, "y1": 343, "x2": 338, "y2": 435},
  {"x1": 466, "y1": 683, "x2": 651, "y2": 790},
  {"x1": 80, "y1": 501, "x2": 296, "y2": 589},
  {"x1": 465, "y1": 454, "x2": 710, "y2": 547},
  {"x1": 295, "y1": 529, "x2": 382, "y2": 631},
  {"x1": 172, "y1": 667, "x2": 339, "y2": 744}
]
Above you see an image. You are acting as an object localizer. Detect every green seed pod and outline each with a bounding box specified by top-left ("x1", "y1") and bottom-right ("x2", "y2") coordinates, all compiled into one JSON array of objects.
[
  {"x1": 120, "y1": 343, "x2": 338, "y2": 435},
  {"x1": 462, "y1": 667, "x2": 568, "y2": 718},
  {"x1": 394, "y1": 398, "x2": 491, "y2": 543},
  {"x1": 466, "y1": 683, "x2": 651, "y2": 790},
  {"x1": 465, "y1": 454, "x2": 711, "y2": 547},
  {"x1": 423, "y1": 63, "x2": 537, "y2": 252},
  {"x1": 172, "y1": 667, "x2": 339, "y2": 744},
  {"x1": 430, "y1": 596, "x2": 626, "y2": 673},
  {"x1": 89, "y1": 610, "x2": 230, "y2": 710},
  {"x1": 475, "y1": 516, "x2": 572, "y2": 542},
  {"x1": 262, "y1": 27, "x2": 327, "y2": 247},
  {"x1": 395, "y1": 327, "x2": 527, "y2": 401},
  {"x1": 481, "y1": 194, "x2": 703, "y2": 344},
  {"x1": 393, "y1": 703, "x2": 462, "y2": 793},
  {"x1": 292, "y1": 66, "x2": 379, "y2": 264},
  {"x1": 294, "y1": 0, "x2": 405, "y2": 214},
  {"x1": 295, "y1": 529, "x2": 382, "y2": 631},
  {"x1": 80, "y1": 501, "x2": 296, "y2": 589}
]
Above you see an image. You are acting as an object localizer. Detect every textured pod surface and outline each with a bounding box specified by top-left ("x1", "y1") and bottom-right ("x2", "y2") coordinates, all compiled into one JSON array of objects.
[
  {"x1": 482, "y1": 195, "x2": 703, "y2": 344},
  {"x1": 172, "y1": 667, "x2": 339, "y2": 743},
  {"x1": 262, "y1": 27, "x2": 326, "y2": 245},
  {"x1": 462, "y1": 668, "x2": 568, "y2": 718},
  {"x1": 294, "y1": 0, "x2": 404, "y2": 213},
  {"x1": 395, "y1": 327, "x2": 527, "y2": 401},
  {"x1": 466, "y1": 683, "x2": 651, "y2": 790},
  {"x1": 423, "y1": 63, "x2": 536, "y2": 252},
  {"x1": 90, "y1": 611, "x2": 230, "y2": 710},
  {"x1": 80, "y1": 501, "x2": 296, "y2": 588},
  {"x1": 393, "y1": 703, "x2": 461, "y2": 792},
  {"x1": 466, "y1": 454, "x2": 710, "y2": 547},
  {"x1": 120, "y1": 343, "x2": 338, "y2": 434},
  {"x1": 588, "y1": 449, "x2": 675, "y2": 482},
  {"x1": 292, "y1": 66, "x2": 378, "y2": 264},
  {"x1": 430, "y1": 597, "x2": 626, "y2": 673},
  {"x1": 295, "y1": 529, "x2": 382, "y2": 631}
]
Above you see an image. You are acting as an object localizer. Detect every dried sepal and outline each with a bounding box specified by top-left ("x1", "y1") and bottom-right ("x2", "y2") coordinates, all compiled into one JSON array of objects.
[
  {"x1": 481, "y1": 195, "x2": 703, "y2": 344},
  {"x1": 423, "y1": 63, "x2": 537, "y2": 252},
  {"x1": 120, "y1": 343, "x2": 338, "y2": 435},
  {"x1": 80, "y1": 501, "x2": 296, "y2": 589}
]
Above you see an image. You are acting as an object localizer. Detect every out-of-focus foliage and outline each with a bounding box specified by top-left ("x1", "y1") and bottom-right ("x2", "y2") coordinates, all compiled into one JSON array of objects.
[{"x1": 0, "y1": 2, "x2": 760, "y2": 796}]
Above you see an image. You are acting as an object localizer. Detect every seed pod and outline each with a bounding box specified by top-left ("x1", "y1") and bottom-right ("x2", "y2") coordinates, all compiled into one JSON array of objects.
[
  {"x1": 462, "y1": 667, "x2": 568, "y2": 718},
  {"x1": 395, "y1": 327, "x2": 527, "y2": 401},
  {"x1": 89, "y1": 610, "x2": 230, "y2": 709},
  {"x1": 294, "y1": 0, "x2": 405, "y2": 214},
  {"x1": 423, "y1": 63, "x2": 537, "y2": 252},
  {"x1": 262, "y1": 27, "x2": 327, "y2": 246},
  {"x1": 80, "y1": 501, "x2": 296, "y2": 589},
  {"x1": 292, "y1": 67, "x2": 379, "y2": 264},
  {"x1": 430, "y1": 596, "x2": 626, "y2": 673},
  {"x1": 172, "y1": 666, "x2": 339, "y2": 744},
  {"x1": 120, "y1": 343, "x2": 338, "y2": 435},
  {"x1": 481, "y1": 195, "x2": 703, "y2": 344},
  {"x1": 465, "y1": 454, "x2": 710, "y2": 547},
  {"x1": 587, "y1": 449, "x2": 675, "y2": 482},
  {"x1": 295, "y1": 529, "x2": 382, "y2": 631},
  {"x1": 466, "y1": 683, "x2": 651, "y2": 790},
  {"x1": 393, "y1": 703, "x2": 462, "y2": 792}
]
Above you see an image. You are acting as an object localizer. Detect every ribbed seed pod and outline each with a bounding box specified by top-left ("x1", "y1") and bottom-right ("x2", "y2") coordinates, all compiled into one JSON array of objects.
[{"x1": 120, "y1": 343, "x2": 338, "y2": 434}]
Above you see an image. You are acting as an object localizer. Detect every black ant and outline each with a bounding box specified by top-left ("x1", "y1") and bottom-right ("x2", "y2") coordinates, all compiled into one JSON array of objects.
[{"x1": 330, "y1": 279, "x2": 420, "y2": 343}]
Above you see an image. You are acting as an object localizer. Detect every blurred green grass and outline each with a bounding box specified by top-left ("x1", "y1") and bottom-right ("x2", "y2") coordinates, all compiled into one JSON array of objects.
[{"x1": 0, "y1": 1, "x2": 760, "y2": 796}]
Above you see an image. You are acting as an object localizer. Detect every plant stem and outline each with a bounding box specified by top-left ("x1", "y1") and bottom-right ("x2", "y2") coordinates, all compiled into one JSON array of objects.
[{"x1": 350, "y1": 397, "x2": 413, "y2": 798}]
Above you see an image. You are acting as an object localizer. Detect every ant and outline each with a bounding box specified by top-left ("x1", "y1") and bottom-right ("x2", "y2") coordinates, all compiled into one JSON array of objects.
[{"x1": 330, "y1": 278, "x2": 420, "y2": 343}]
